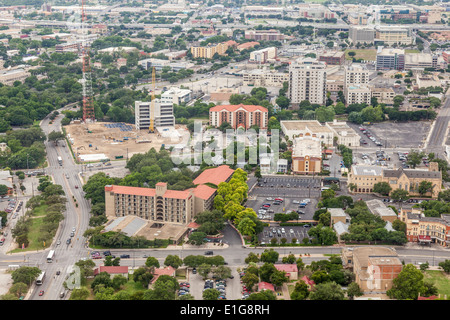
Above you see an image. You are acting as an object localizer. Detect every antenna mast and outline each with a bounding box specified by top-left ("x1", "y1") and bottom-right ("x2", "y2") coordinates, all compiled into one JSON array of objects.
[
  {"x1": 81, "y1": 0, "x2": 95, "y2": 123},
  {"x1": 149, "y1": 67, "x2": 156, "y2": 133}
]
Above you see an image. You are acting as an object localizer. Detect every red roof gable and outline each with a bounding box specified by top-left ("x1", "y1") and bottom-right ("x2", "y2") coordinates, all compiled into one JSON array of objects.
[
  {"x1": 274, "y1": 264, "x2": 298, "y2": 273},
  {"x1": 94, "y1": 266, "x2": 129, "y2": 276},
  {"x1": 193, "y1": 165, "x2": 234, "y2": 186},
  {"x1": 209, "y1": 104, "x2": 268, "y2": 113},
  {"x1": 258, "y1": 282, "x2": 275, "y2": 292}
]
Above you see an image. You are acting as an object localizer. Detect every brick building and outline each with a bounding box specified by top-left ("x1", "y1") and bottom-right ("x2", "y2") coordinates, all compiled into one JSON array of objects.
[{"x1": 209, "y1": 104, "x2": 268, "y2": 130}]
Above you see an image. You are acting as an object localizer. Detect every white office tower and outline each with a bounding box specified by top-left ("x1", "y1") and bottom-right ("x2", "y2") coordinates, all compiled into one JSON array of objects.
[
  {"x1": 288, "y1": 57, "x2": 327, "y2": 107},
  {"x1": 135, "y1": 100, "x2": 175, "y2": 131}
]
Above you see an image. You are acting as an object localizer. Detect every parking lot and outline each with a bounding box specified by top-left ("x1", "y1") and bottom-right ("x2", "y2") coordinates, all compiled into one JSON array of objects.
[
  {"x1": 259, "y1": 225, "x2": 313, "y2": 246},
  {"x1": 250, "y1": 176, "x2": 322, "y2": 198},
  {"x1": 348, "y1": 122, "x2": 431, "y2": 149},
  {"x1": 186, "y1": 267, "x2": 242, "y2": 300}
]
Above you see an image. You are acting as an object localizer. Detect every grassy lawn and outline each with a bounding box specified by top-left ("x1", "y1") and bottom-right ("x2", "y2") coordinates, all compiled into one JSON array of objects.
[
  {"x1": 405, "y1": 49, "x2": 420, "y2": 53},
  {"x1": 32, "y1": 204, "x2": 48, "y2": 217},
  {"x1": 345, "y1": 49, "x2": 377, "y2": 61},
  {"x1": 423, "y1": 270, "x2": 450, "y2": 297},
  {"x1": 10, "y1": 216, "x2": 48, "y2": 253}
]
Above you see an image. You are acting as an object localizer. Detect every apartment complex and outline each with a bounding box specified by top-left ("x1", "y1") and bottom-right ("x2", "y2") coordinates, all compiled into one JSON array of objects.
[
  {"x1": 291, "y1": 135, "x2": 322, "y2": 175},
  {"x1": 342, "y1": 247, "x2": 402, "y2": 293},
  {"x1": 344, "y1": 64, "x2": 370, "y2": 87},
  {"x1": 288, "y1": 58, "x2": 327, "y2": 107},
  {"x1": 348, "y1": 162, "x2": 442, "y2": 198},
  {"x1": 135, "y1": 100, "x2": 175, "y2": 131},
  {"x1": 104, "y1": 166, "x2": 234, "y2": 241},
  {"x1": 344, "y1": 64, "x2": 371, "y2": 105},
  {"x1": 249, "y1": 47, "x2": 277, "y2": 64},
  {"x1": 244, "y1": 30, "x2": 284, "y2": 41},
  {"x1": 370, "y1": 87, "x2": 396, "y2": 105},
  {"x1": 346, "y1": 86, "x2": 372, "y2": 105},
  {"x1": 209, "y1": 104, "x2": 268, "y2": 130},
  {"x1": 243, "y1": 68, "x2": 289, "y2": 87},
  {"x1": 376, "y1": 47, "x2": 405, "y2": 71},
  {"x1": 190, "y1": 42, "x2": 230, "y2": 59}
]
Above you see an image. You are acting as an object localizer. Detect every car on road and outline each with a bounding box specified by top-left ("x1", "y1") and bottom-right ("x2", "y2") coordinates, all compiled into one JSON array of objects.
[
  {"x1": 302, "y1": 199, "x2": 311, "y2": 203},
  {"x1": 266, "y1": 197, "x2": 274, "y2": 201},
  {"x1": 192, "y1": 268, "x2": 197, "y2": 274},
  {"x1": 120, "y1": 254, "x2": 130, "y2": 259},
  {"x1": 56, "y1": 240, "x2": 61, "y2": 246},
  {"x1": 75, "y1": 185, "x2": 78, "y2": 189},
  {"x1": 299, "y1": 203, "x2": 307, "y2": 208},
  {"x1": 303, "y1": 224, "x2": 311, "y2": 228},
  {"x1": 66, "y1": 238, "x2": 71, "y2": 245},
  {"x1": 293, "y1": 200, "x2": 300, "y2": 204},
  {"x1": 39, "y1": 290, "x2": 44, "y2": 296},
  {"x1": 56, "y1": 270, "x2": 61, "y2": 275},
  {"x1": 204, "y1": 251, "x2": 214, "y2": 255}
]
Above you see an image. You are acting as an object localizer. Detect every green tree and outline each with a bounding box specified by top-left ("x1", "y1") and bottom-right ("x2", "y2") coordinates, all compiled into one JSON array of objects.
[
  {"x1": 407, "y1": 150, "x2": 425, "y2": 169},
  {"x1": 387, "y1": 264, "x2": 425, "y2": 300},
  {"x1": 290, "y1": 280, "x2": 310, "y2": 300},
  {"x1": 418, "y1": 181, "x2": 433, "y2": 196},
  {"x1": 309, "y1": 281, "x2": 346, "y2": 300},
  {"x1": 145, "y1": 257, "x2": 160, "y2": 268},
  {"x1": 132, "y1": 267, "x2": 154, "y2": 287},
  {"x1": 242, "y1": 272, "x2": 259, "y2": 292},
  {"x1": 260, "y1": 249, "x2": 279, "y2": 264},
  {"x1": 390, "y1": 189, "x2": 409, "y2": 204},
  {"x1": 203, "y1": 288, "x2": 221, "y2": 300},
  {"x1": 346, "y1": 282, "x2": 363, "y2": 300},
  {"x1": 164, "y1": 255, "x2": 183, "y2": 269},
  {"x1": 373, "y1": 182, "x2": 392, "y2": 196}
]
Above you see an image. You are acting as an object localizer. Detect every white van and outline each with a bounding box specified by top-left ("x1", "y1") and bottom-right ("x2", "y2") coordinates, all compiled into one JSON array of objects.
[{"x1": 321, "y1": 187, "x2": 330, "y2": 191}]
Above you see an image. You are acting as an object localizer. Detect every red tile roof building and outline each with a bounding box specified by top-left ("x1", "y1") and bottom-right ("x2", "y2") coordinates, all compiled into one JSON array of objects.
[
  {"x1": 193, "y1": 165, "x2": 234, "y2": 186},
  {"x1": 105, "y1": 182, "x2": 217, "y2": 226},
  {"x1": 209, "y1": 104, "x2": 268, "y2": 130},
  {"x1": 94, "y1": 266, "x2": 129, "y2": 278},
  {"x1": 150, "y1": 266, "x2": 176, "y2": 285},
  {"x1": 237, "y1": 41, "x2": 260, "y2": 51},
  {"x1": 274, "y1": 264, "x2": 298, "y2": 280},
  {"x1": 258, "y1": 282, "x2": 275, "y2": 292}
]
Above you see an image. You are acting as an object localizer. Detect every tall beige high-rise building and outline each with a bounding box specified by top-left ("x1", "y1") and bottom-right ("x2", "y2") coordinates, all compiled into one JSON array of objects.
[
  {"x1": 344, "y1": 64, "x2": 371, "y2": 105},
  {"x1": 344, "y1": 64, "x2": 370, "y2": 87},
  {"x1": 288, "y1": 58, "x2": 327, "y2": 108}
]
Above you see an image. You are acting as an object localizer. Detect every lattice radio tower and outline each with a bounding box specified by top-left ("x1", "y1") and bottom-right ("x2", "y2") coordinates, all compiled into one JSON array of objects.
[{"x1": 81, "y1": 0, "x2": 95, "y2": 123}]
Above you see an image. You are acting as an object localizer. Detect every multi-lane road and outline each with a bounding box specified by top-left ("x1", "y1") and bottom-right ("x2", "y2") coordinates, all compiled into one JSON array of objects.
[
  {"x1": 1, "y1": 101, "x2": 450, "y2": 299},
  {"x1": 426, "y1": 92, "x2": 450, "y2": 159}
]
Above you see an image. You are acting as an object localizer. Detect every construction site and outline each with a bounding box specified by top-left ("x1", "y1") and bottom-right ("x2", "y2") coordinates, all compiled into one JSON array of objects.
[{"x1": 65, "y1": 121, "x2": 188, "y2": 163}]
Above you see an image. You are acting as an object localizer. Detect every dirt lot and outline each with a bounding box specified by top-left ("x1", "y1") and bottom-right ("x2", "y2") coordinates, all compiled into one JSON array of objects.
[{"x1": 65, "y1": 122, "x2": 187, "y2": 161}]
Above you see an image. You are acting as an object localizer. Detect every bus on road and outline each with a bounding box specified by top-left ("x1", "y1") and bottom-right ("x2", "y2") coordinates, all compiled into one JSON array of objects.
[
  {"x1": 47, "y1": 250, "x2": 55, "y2": 263},
  {"x1": 36, "y1": 271, "x2": 45, "y2": 285},
  {"x1": 57, "y1": 156, "x2": 62, "y2": 166}
]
